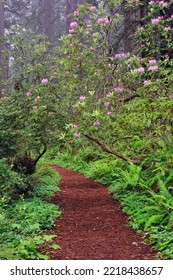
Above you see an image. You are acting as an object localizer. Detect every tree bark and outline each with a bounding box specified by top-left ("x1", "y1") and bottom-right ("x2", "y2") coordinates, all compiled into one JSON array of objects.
[
  {"x1": 84, "y1": 133, "x2": 145, "y2": 164},
  {"x1": 0, "y1": 2, "x2": 5, "y2": 97},
  {"x1": 44, "y1": 0, "x2": 53, "y2": 43},
  {"x1": 84, "y1": 133, "x2": 134, "y2": 163}
]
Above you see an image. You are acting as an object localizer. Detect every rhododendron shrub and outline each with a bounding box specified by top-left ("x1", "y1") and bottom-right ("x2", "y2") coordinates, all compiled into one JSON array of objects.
[
  {"x1": 1, "y1": 1, "x2": 173, "y2": 172},
  {"x1": 0, "y1": 31, "x2": 64, "y2": 174},
  {"x1": 53, "y1": 1, "x2": 173, "y2": 163},
  {"x1": 56, "y1": 1, "x2": 173, "y2": 162}
]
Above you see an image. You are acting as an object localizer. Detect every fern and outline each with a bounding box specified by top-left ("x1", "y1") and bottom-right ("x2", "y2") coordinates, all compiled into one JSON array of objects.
[
  {"x1": 147, "y1": 190, "x2": 173, "y2": 210},
  {"x1": 144, "y1": 214, "x2": 166, "y2": 229},
  {"x1": 158, "y1": 179, "x2": 173, "y2": 201}
]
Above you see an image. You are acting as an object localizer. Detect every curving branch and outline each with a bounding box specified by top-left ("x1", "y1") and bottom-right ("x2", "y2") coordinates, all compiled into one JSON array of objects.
[
  {"x1": 84, "y1": 133, "x2": 145, "y2": 164},
  {"x1": 83, "y1": 133, "x2": 134, "y2": 163},
  {"x1": 34, "y1": 143, "x2": 47, "y2": 166}
]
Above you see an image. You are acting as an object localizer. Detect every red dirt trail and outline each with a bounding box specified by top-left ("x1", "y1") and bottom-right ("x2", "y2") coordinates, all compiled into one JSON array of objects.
[{"x1": 45, "y1": 165, "x2": 156, "y2": 260}]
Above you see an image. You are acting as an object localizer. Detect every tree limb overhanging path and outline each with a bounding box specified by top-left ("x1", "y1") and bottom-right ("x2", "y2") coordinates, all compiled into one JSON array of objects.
[{"x1": 45, "y1": 165, "x2": 156, "y2": 260}]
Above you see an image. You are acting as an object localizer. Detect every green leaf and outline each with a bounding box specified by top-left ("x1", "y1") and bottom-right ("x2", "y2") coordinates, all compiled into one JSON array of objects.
[
  {"x1": 50, "y1": 244, "x2": 61, "y2": 250},
  {"x1": 43, "y1": 235, "x2": 57, "y2": 242},
  {"x1": 37, "y1": 253, "x2": 49, "y2": 260}
]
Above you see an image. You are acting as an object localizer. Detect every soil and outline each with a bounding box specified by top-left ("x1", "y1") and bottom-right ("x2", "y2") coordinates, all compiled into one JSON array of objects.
[{"x1": 43, "y1": 165, "x2": 156, "y2": 260}]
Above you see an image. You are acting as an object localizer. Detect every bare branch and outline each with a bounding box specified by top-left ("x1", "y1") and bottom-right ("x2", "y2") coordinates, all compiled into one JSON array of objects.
[{"x1": 83, "y1": 133, "x2": 134, "y2": 163}]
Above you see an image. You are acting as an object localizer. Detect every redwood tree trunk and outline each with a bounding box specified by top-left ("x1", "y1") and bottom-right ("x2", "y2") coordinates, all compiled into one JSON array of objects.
[
  {"x1": 0, "y1": 2, "x2": 5, "y2": 96},
  {"x1": 44, "y1": 0, "x2": 53, "y2": 43}
]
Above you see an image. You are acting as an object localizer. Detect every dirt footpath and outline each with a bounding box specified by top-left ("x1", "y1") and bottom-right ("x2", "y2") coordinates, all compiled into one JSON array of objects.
[{"x1": 45, "y1": 165, "x2": 156, "y2": 260}]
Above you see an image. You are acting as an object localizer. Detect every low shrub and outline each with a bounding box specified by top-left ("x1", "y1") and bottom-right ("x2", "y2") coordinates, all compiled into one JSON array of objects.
[
  {"x1": 0, "y1": 158, "x2": 31, "y2": 201},
  {"x1": 32, "y1": 161, "x2": 60, "y2": 200},
  {"x1": 0, "y1": 160, "x2": 61, "y2": 260}
]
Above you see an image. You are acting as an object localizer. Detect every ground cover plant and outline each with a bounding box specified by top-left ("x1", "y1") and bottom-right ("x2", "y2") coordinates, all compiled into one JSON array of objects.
[{"x1": 0, "y1": 159, "x2": 61, "y2": 260}]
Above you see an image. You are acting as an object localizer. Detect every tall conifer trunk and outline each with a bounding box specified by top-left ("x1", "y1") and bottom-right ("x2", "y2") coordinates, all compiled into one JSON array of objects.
[
  {"x1": 0, "y1": 2, "x2": 5, "y2": 96},
  {"x1": 44, "y1": 0, "x2": 53, "y2": 43}
]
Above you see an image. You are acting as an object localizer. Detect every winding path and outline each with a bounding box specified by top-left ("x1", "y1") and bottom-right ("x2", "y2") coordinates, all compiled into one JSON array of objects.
[{"x1": 46, "y1": 165, "x2": 156, "y2": 260}]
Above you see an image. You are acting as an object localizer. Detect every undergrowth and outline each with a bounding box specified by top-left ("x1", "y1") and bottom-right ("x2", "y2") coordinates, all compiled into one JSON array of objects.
[
  {"x1": 52, "y1": 146, "x2": 173, "y2": 259},
  {"x1": 0, "y1": 159, "x2": 61, "y2": 260}
]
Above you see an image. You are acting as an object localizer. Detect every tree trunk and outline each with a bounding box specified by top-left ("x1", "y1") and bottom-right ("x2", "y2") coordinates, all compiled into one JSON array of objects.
[
  {"x1": 0, "y1": 2, "x2": 5, "y2": 97},
  {"x1": 44, "y1": 0, "x2": 53, "y2": 43}
]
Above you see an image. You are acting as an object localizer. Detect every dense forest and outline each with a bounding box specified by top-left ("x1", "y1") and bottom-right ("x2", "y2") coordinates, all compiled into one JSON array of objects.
[{"x1": 0, "y1": 0, "x2": 173, "y2": 260}]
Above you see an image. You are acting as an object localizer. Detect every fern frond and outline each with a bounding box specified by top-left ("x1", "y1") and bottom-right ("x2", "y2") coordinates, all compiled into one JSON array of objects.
[
  {"x1": 158, "y1": 179, "x2": 173, "y2": 201},
  {"x1": 144, "y1": 214, "x2": 166, "y2": 229}
]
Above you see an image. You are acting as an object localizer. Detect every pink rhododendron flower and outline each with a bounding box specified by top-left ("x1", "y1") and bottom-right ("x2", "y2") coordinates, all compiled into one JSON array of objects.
[
  {"x1": 73, "y1": 124, "x2": 78, "y2": 129},
  {"x1": 98, "y1": 98, "x2": 102, "y2": 102},
  {"x1": 114, "y1": 87, "x2": 124, "y2": 92},
  {"x1": 70, "y1": 22, "x2": 78, "y2": 28},
  {"x1": 97, "y1": 17, "x2": 110, "y2": 26},
  {"x1": 159, "y1": 1, "x2": 168, "y2": 7},
  {"x1": 90, "y1": 6, "x2": 96, "y2": 12},
  {"x1": 104, "y1": 102, "x2": 110, "y2": 107},
  {"x1": 34, "y1": 97, "x2": 39, "y2": 102},
  {"x1": 138, "y1": 67, "x2": 145, "y2": 73},
  {"x1": 151, "y1": 18, "x2": 160, "y2": 24},
  {"x1": 108, "y1": 63, "x2": 114, "y2": 68},
  {"x1": 74, "y1": 10, "x2": 79, "y2": 16},
  {"x1": 97, "y1": 18, "x2": 104, "y2": 24},
  {"x1": 149, "y1": 59, "x2": 157, "y2": 64},
  {"x1": 115, "y1": 53, "x2": 125, "y2": 59},
  {"x1": 106, "y1": 93, "x2": 111, "y2": 97},
  {"x1": 148, "y1": 65, "x2": 158, "y2": 71},
  {"x1": 164, "y1": 26, "x2": 171, "y2": 31},
  {"x1": 93, "y1": 121, "x2": 101, "y2": 126},
  {"x1": 74, "y1": 132, "x2": 80, "y2": 138},
  {"x1": 79, "y1": 95, "x2": 86, "y2": 100},
  {"x1": 41, "y1": 78, "x2": 48, "y2": 83},
  {"x1": 69, "y1": 29, "x2": 74, "y2": 33},
  {"x1": 107, "y1": 111, "x2": 112, "y2": 115},
  {"x1": 149, "y1": 1, "x2": 154, "y2": 4},
  {"x1": 26, "y1": 92, "x2": 32, "y2": 96},
  {"x1": 32, "y1": 105, "x2": 37, "y2": 109},
  {"x1": 104, "y1": 18, "x2": 110, "y2": 25}
]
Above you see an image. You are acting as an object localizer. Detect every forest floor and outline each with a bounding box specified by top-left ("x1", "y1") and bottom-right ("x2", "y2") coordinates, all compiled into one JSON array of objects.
[{"x1": 42, "y1": 165, "x2": 156, "y2": 260}]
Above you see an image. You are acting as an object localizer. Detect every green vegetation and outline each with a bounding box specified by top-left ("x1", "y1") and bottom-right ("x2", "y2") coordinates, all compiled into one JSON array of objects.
[
  {"x1": 52, "y1": 144, "x2": 173, "y2": 259},
  {"x1": 0, "y1": 159, "x2": 61, "y2": 260},
  {"x1": 1, "y1": 1, "x2": 173, "y2": 259}
]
